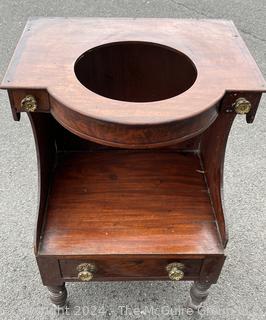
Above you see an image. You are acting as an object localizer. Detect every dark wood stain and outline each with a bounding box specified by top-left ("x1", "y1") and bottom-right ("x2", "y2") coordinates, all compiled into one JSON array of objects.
[
  {"x1": 0, "y1": 18, "x2": 265, "y2": 296},
  {"x1": 40, "y1": 151, "x2": 223, "y2": 256}
]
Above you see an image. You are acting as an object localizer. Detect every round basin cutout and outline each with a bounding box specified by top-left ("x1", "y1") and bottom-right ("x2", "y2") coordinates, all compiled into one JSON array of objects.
[{"x1": 74, "y1": 41, "x2": 197, "y2": 103}]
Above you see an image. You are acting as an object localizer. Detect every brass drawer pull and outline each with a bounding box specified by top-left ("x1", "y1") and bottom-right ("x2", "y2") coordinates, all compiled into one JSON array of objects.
[
  {"x1": 21, "y1": 95, "x2": 37, "y2": 112},
  {"x1": 77, "y1": 263, "x2": 97, "y2": 281},
  {"x1": 233, "y1": 97, "x2": 251, "y2": 114},
  {"x1": 166, "y1": 262, "x2": 185, "y2": 281}
]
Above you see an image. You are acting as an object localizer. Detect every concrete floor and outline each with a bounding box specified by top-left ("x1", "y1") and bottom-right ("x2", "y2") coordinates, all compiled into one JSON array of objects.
[{"x1": 0, "y1": 1, "x2": 265, "y2": 319}]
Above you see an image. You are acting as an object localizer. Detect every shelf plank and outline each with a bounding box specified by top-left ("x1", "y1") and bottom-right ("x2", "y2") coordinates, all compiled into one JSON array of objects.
[{"x1": 39, "y1": 151, "x2": 223, "y2": 256}]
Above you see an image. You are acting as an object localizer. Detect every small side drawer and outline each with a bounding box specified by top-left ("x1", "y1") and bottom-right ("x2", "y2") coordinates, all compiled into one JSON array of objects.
[
  {"x1": 59, "y1": 258, "x2": 203, "y2": 281},
  {"x1": 9, "y1": 89, "x2": 50, "y2": 112}
]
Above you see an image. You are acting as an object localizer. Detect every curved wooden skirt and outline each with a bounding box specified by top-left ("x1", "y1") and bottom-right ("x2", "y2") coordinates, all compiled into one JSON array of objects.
[{"x1": 50, "y1": 96, "x2": 219, "y2": 148}]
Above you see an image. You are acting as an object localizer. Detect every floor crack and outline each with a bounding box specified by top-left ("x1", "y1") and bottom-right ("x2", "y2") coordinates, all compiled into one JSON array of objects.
[
  {"x1": 238, "y1": 28, "x2": 266, "y2": 44},
  {"x1": 170, "y1": 0, "x2": 210, "y2": 18},
  {"x1": 170, "y1": 0, "x2": 266, "y2": 44}
]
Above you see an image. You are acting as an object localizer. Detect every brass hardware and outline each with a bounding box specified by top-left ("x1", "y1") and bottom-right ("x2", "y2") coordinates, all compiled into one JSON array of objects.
[
  {"x1": 166, "y1": 262, "x2": 185, "y2": 281},
  {"x1": 77, "y1": 263, "x2": 97, "y2": 281},
  {"x1": 20, "y1": 95, "x2": 37, "y2": 112},
  {"x1": 233, "y1": 97, "x2": 251, "y2": 114}
]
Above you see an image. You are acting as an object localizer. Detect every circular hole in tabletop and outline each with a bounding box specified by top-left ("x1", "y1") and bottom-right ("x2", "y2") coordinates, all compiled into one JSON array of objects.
[{"x1": 74, "y1": 41, "x2": 197, "y2": 103}]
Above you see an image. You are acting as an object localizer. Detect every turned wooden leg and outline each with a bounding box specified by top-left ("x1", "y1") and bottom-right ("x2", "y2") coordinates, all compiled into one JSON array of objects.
[
  {"x1": 186, "y1": 281, "x2": 212, "y2": 310},
  {"x1": 47, "y1": 284, "x2": 67, "y2": 309}
]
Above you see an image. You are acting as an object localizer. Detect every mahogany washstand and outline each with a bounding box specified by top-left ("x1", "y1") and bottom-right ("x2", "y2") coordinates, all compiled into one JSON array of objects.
[{"x1": 1, "y1": 18, "x2": 265, "y2": 310}]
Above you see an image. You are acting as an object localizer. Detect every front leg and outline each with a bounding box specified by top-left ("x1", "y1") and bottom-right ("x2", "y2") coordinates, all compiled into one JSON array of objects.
[
  {"x1": 47, "y1": 284, "x2": 68, "y2": 310},
  {"x1": 186, "y1": 281, "x2": 212, "y2": 310}
]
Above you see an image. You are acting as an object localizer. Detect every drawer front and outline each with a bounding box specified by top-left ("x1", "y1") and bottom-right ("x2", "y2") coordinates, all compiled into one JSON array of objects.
[
  {"x1": 10, "y1": 89, "x2": 50, "y2": 112},
  {"x1": 59, "y1": 258, "x2": 203, "y2": 281}
]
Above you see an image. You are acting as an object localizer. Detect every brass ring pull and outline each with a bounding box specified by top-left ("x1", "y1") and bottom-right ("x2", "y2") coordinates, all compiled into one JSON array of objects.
[
  {"x1": 77, "y1": 263, "x2": 97, "y2": 281},
  {"x1": 166, "y1": 262, "x2": 185, "y2": 281},
  {"x1": 233, "y1": 97, "x2": 251, "y2": 114},
  {"x1": 21, "y1": 95, "x2": 37, "y2": 112}
]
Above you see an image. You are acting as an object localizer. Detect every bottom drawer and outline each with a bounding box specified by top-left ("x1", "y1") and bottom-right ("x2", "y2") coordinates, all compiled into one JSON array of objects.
[{"x1": 59, "y1": 258, "x2": 203, "y2": 281}]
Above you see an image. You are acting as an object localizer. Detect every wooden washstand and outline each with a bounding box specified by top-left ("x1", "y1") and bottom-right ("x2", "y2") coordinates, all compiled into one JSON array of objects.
[{"x1": 1, "y1": 18, "x2": 265, "y2": 310}]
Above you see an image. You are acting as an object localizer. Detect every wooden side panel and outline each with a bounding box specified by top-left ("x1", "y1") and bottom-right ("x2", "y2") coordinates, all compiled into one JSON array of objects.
[
  {"x1": 200, "y1": 92, "x2": 262, "y2": 247},
  {"x1": 200, "y1": 114, "x2": 236, "y2": 246},
  {"x1": 199, "y1": 256, "x2": 226, "y2": 283},
  {"x1": 28, "y1": 113, "x2": 56, "y2": 253},
  {"x1": 36, "y1": 256, "x2": 63, "y2": 286}
]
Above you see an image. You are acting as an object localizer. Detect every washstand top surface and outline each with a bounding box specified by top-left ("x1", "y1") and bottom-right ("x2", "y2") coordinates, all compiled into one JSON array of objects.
[{"x1": 1, "y1": 18, "x2": 265, "y2": 126}]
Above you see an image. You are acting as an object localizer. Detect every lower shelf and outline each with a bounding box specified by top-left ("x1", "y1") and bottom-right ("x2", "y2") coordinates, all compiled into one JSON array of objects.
[{"x1": 39, "y1": 150, "x2": 223, "y2": 257}]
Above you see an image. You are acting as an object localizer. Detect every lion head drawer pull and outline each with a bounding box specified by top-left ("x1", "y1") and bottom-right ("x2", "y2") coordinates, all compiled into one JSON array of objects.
[
  {"x1": 166, "y1": 262, "x2": 185, "y2": 281},
  {"x1": 76, "y1": 263, "x2": 97, "y2": 281},
  {"x1": 21, "y1": 95, "x2": 37, "y2": 112}
]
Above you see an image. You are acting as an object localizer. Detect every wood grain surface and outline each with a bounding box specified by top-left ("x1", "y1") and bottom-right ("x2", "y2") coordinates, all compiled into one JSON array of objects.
[
  {"x1": 3, "y1": 18, "x2": 265, "y2": 287},
  {"x1": 1, "y1": 18, "x2": 265, "y2": 147},
  {"x1": 39, "y1": 151, "x2": 223, "y2": 256},
  {"x1": 59, "y1": 257, "x2": 203, "y2": 281}
]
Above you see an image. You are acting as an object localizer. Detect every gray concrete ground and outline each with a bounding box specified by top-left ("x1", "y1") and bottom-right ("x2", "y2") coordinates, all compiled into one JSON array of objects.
[{"x1": 0, "y1": 1, "x2": 265, "y2": 319}]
